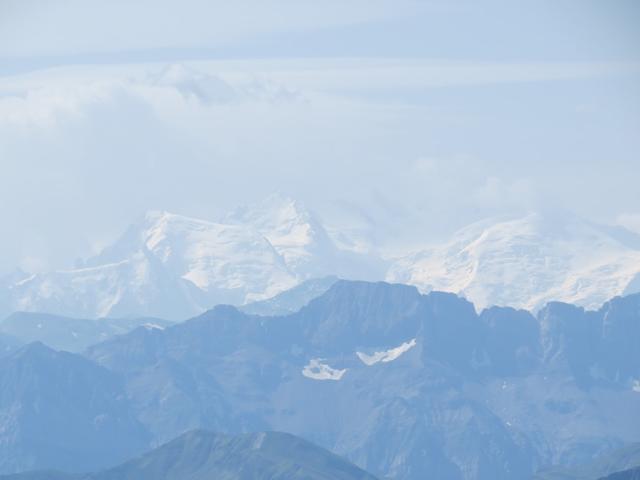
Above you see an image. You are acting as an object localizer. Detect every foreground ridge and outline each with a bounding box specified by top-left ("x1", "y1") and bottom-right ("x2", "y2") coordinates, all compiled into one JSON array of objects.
[{"x1": 0, "y1": 430, "x2": 379, "y2": 480}]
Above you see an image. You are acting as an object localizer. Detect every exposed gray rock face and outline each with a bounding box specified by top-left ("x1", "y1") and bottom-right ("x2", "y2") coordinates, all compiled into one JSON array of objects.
[{"x1": 82, "y1": 281, "x2": 640, "y2": 480}]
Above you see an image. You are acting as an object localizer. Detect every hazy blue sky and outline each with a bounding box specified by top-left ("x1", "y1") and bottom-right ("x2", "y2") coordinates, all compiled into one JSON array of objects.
[{"x1": 1, "y1": 0, "x2": 639, "y2": 273}]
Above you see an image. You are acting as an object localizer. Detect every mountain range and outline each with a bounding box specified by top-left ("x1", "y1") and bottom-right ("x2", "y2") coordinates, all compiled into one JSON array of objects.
[
  {"x1": 0, "y1": 280, "x2": 638, "y2": 479},
  {"x1": 2, "y1": 196, "x2": 639, "y2": 321}
]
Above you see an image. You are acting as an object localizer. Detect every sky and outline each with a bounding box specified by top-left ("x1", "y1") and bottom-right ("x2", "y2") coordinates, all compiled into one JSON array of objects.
[{"x1": 1, "y1": 0, "x2": 639, "y2": 274}]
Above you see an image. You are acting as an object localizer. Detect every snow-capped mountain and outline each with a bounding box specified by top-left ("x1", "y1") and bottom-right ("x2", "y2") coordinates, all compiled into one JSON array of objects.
[
  {"x1": 3, "y1": 201, "x2": 640, "y2": 320},
  {"x1": 225, "y1": 194, "x2": 335, "y2": 276},
  {"x1": 387, "y1": 212, "x2": 640, "y2": 311},
  {"x1": 1, "y1": 195, "x2": 381, "y2": 320},
  {"x1": 88, "y1": 209, "x2": 299, "y2": 307},
  {"x1": 5, "y1": 247, "x2": 208, "y2": 320}
]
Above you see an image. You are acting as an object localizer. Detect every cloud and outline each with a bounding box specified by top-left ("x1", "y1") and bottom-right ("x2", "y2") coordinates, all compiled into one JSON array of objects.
[
  {"x1": 276, "y1": 59, "x2": 640, "y2": 94},
  {"x1": 147, "y1": 63, "x2": 301, "y2": 105},
  {"x1": 473, "y1": 176, "x2": 536, "y2": 211}
]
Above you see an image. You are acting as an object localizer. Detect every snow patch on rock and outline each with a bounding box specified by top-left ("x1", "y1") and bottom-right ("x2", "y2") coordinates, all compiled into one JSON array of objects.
[
  {"x1": 356, "y1": 338, "x2": 417, "y2": 366},
  {"x1": 302, "y1": 358, "x2": 346, "y2": 381}
]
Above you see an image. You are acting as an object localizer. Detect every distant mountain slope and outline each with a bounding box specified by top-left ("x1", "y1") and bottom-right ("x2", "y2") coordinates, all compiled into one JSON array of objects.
[
  {"x1": 0, "y1": 312, "x2": 171, "y2": 352},
  {"x1": 387, "y1": 212, "x2": 640, "y2": 311},
  {"x1": 1, "y1": 430, "x2": 379, "y2": 480},
  {"x1": 0, "y1": 343, "x2": 149, "y2": 474}
]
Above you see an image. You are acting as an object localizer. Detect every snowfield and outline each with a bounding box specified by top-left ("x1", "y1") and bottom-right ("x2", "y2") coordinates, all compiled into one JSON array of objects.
[{"x1": 356, "y1": 338, "x2": 417, "y2": 366}]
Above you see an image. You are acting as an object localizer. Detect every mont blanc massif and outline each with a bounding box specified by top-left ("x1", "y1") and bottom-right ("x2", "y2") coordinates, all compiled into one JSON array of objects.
[{"x1": 1, "y1": 194, "x2": 639, "y2": 480}]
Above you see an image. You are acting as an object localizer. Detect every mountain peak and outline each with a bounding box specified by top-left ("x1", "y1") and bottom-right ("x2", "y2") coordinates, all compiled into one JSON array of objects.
[{"x1": 224, "y1": 194, "x2": 345, "y2": 277}]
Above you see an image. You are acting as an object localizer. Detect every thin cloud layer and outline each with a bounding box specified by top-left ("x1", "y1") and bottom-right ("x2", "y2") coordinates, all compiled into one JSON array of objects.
[{"x1": 0, "y1": 0, "x2": 426, "y2": 58}]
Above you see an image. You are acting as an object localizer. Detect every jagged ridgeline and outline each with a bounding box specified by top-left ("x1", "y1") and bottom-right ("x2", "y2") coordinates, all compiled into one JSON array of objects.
[{"x1": 0, "y1": 280, "x2": 639, "y2": 479}]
